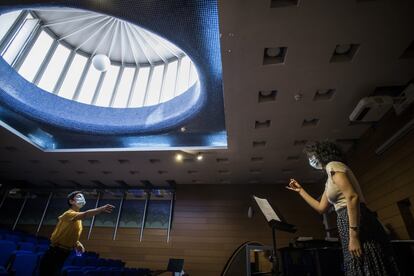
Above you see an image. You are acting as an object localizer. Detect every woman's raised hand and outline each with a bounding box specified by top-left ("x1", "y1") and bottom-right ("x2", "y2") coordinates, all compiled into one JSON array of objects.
[{"x1": 286, "y1": 178, "x2": 302, "y2": 193}]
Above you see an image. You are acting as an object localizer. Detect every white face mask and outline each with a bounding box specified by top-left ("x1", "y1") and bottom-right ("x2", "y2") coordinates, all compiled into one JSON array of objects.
[
  {"x1": 308, "y1": 155, "x2": 323, "y2": 170},
  {"x1": 74, "y1": 194, "x2": 86, "y2": 208}
]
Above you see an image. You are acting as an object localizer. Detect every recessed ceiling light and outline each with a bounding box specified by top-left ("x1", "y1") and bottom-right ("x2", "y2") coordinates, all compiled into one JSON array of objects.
[
  {"x1": 334, "y1": 44, "x2": 352, "y2": 55},
  {"x1": 175, "y1": 153, "x2": 183, "y2": 162},
  {"x1": 266, "y1": 47, "x2": 281, "y2": 57},
  {"x1": 263, "y1": 47, "x2": 287, "y2": 65},
  {"x1": 180, "y1": 127, "x2": 187, "y2": 132},
  {"x1": 196, "y1": 153, "x2": 203, "y2": 161}
]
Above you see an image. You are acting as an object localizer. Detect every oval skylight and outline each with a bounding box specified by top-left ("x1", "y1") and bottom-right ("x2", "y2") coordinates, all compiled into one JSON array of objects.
[{"x1": 0, "y1": 8, "x2": 199, "y2": 108}]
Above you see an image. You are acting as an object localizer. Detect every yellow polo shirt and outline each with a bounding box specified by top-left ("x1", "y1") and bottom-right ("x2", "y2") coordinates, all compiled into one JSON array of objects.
[{"x1": 50, "y1": 209, "x2": 83, "y2": 249}]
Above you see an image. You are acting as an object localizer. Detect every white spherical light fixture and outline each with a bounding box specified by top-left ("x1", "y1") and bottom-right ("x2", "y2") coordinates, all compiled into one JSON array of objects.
[{"x1": 92, "y1": 54, "x2": 110, "y2": 72}]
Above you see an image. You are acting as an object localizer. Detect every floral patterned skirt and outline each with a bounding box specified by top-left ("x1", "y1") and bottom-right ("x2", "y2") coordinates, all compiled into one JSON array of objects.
[{"x1": 336, "y1": 204, "x2": 400, "y2": 276}]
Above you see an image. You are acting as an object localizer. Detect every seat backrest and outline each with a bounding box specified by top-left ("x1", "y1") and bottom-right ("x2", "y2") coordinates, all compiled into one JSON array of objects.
[
  {"x1": 72, "y1": 256, "x2": 87, "y2": 266},
  {"x1": 36, "y1": 244, "x2": 49, "y2": 253},
  {"x1": 17, "y1": 242, "x2": 36, "y2": 252},
  {"x1": 36, "y1": 238, "x2": 50, "y2": 245},
  {"x1": 0, "y1": 240, "x2": 17, "y2": 266},
  {"x1": 11, "y1": 252, "x2": 38, "y2": 276},
  {"x1": 3, "y1": 234, "x2": 21, "y2": 243},
  {"x1": 66, "y1": 269, "x2": 84, "y2": 276},
  {"x1": 84, "y1": 256, "x2": 98, "y2": 266}
]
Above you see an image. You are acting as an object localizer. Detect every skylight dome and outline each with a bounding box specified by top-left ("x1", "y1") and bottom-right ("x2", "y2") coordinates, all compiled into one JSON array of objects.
[{"x1": 0, "y1": 8, "x2": 199, "y2": 108}]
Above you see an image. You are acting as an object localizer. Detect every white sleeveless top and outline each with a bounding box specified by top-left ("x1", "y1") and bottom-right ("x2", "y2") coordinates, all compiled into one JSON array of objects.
[{"x1": 324, "y1": 161, "x2": 366, "y2": 211}]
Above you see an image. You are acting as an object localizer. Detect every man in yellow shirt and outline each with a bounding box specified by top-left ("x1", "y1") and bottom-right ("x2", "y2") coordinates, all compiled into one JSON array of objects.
[{"x1": 39, "y1": 191, "x2": 114, "y2": 276}]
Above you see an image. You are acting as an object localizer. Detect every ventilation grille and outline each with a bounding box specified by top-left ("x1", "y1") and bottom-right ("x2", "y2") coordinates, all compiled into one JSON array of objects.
[
  {"x1": 255, "y1": 120, "x2": 271, "y2": 129},
  {"x1": 294, "y1": 140, "x2": 307, "y2": 146},
  {"x1": 270, "y1": 0, "x2": 299, "y2": 8},
  {"x1": 250, "y1": 169, "x2": 262, "y2": 174},
  {"x1": 287, "y1": 155, "x2": 300, "y2": 161},
  {"x1": 115, "y1": 180, "x2": 129, "y2": 187},
  {"x1": 252, "y1": 141, "x2": 267, "y2": 148},
  {"x1": 302, "y1": 118, "x2": 319, "y2": 127},
  {"x1": 314, "y1": 89, "x2": 335, "y2": 101},
  {"x1": 251, "y1": 156, "x2": 264, "y2": 163},
  {"x1": 218, "y1": 170, "x2": 230, "y2": 174},
  {"x1": 216, "y1": 158, "x2": 229, "y2": 163},
  {"x1": 91, "y1": 180, "x2": 106, "y2": 188}
]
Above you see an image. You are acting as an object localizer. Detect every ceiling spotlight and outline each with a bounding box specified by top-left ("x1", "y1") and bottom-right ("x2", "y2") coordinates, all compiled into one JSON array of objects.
[
  {"x1": 196, "y1": 153, "x2": 203, "y2": 161},
  {"x1": 92, "y1": 54, "x2": 110, "y2": 72},
  {"x1": 266, "y1": 47, "x2": 281, "y2": 57},
  {"x1": 334, "y1": 44, "x2": 351, "y2": 55},
  {"x1": 180, "y1": 126, "x2": 186, "y2": 132},
  {"x1": 175, "y1": 153, "x2": 183, "y2": 162}
]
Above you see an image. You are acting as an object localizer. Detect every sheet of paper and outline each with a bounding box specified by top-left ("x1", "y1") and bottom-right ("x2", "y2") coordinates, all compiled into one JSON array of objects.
[{"x1": 253, "y1": 195, "x2": 281, "y2": 222}]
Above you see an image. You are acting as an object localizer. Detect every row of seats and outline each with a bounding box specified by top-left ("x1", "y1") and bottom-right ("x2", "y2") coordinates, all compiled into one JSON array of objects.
[
  {"x1": 0, "y1": 229, "x2": 51, "y2": 275},
  {"x1": 0, "y1": 229, "x2": 50, "y2": 245},
  {"x1": 0, "y1": 248, "x2": 43, "y2": 276},
  {"x1": 65, "y1": 254, "x2": 124, "y2": 268},
  {"x1": 63, "y1": 253, "x2": 150, "y2": 275},
  {"x1": 64, "y1": 266, "x2": 151, "y2": 276},
  {"x1": 0, "y1": 228, "x2": 151, "y2": 276}
]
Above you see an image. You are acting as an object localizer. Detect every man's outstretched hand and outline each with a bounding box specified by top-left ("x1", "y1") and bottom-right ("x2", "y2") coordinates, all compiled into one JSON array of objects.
[{"x1": 100, "y1": 204, "x2": 115, "y2": 213}]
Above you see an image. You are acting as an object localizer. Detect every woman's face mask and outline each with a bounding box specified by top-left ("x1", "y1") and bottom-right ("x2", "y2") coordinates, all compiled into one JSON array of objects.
[
  {"x1": 308, "y1": 155, "x2": 323, "y2": 170},
  {"x1": 74, "y1": 194, "x2": 86, "y2": 208}
]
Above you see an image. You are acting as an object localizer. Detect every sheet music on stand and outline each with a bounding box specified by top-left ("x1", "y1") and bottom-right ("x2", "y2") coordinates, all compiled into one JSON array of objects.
[
  {"x1": 252, "y1": 195, "x2": 296, "y2": 276},
  {"x1": 252, "y1": 195, "x2": 296, "y2": 233},
  {"x1": 253, "y1": 196, "x2": 281, "y2": 223}
]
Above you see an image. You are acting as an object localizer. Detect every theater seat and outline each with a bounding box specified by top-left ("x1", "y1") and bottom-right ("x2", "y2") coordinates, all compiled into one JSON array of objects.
[
  {"x1": 3, "y1": 234, "x2": 21, "y2": 243},
  {"x1": 36, "y1": 244, "x2": 49, "y2": 252},
  {"x1": 17, "y1": 241, "x2": 36, "y2": 252},
  {"x1": 0, "y1": 240, "x2": 17, "y2": 268},
  {"x1": 23, "y1": 236, "x2": 38, "y2": 244},
  {"x1": 10, "y1": 252, "x2": 38, "y2": 276},
  {"x1": 66, "y1": 269, "x2": 84, "y2": 276}
]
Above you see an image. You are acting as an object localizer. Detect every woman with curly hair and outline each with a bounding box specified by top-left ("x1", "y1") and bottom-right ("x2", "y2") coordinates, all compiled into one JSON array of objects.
[{"x1": 286, "y1": 141, "x2": 399, "y2": 276}]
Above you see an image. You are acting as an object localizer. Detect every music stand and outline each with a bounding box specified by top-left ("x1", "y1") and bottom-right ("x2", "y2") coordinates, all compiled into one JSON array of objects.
[{"x1": 252, "y1": 196, "x2": 296, "y2": 276}]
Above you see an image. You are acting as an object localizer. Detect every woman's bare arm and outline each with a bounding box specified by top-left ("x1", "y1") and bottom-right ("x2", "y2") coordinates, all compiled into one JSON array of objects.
[
  {"x1": 332, "y1": 171, "x2": 362, "y2": 257},
  {"x1": 332, "y1": 172, "x2": 360, "y2": 229},
  {"x1": 299, "y1": 189, "x2": 330, "y2": 214},
  {"x1": 286, "y1": 179, "x2": 330, "y2": 214}
]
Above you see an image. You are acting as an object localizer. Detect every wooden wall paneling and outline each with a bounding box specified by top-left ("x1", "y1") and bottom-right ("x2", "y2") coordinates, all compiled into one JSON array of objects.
[{"x1": 348, "y1": 109, "x2": 414, "y2": 241}]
